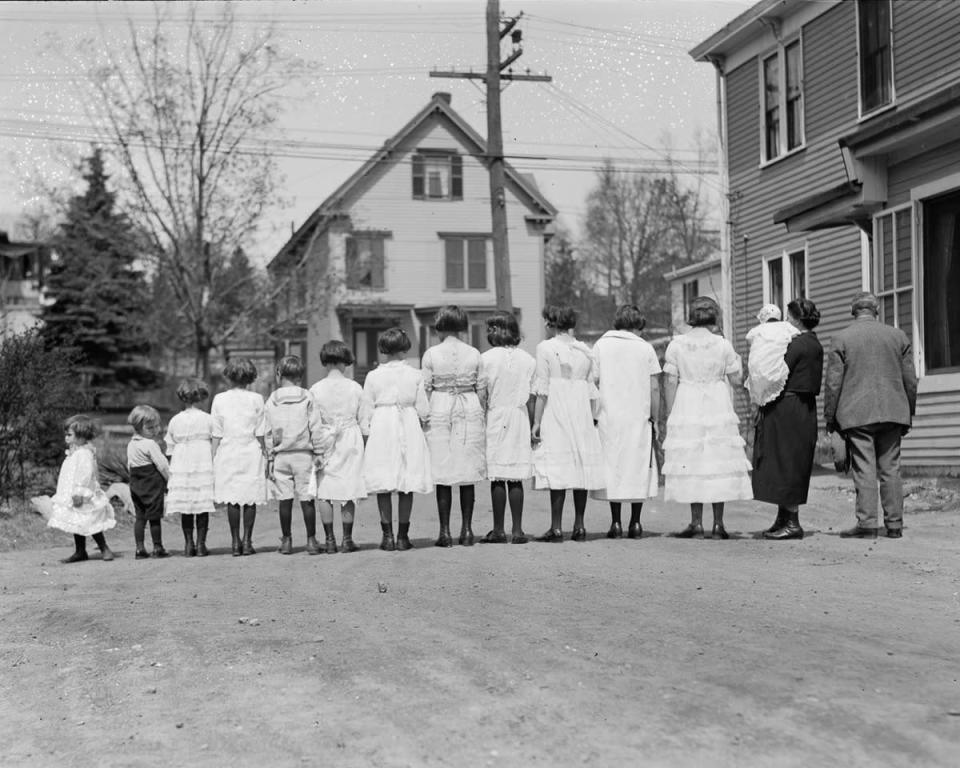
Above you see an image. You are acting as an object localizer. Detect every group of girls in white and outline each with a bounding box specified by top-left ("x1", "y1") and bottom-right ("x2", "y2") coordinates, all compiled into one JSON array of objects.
[{"x1": 40, "y1": 298, "x2": 759, "y2": 562}]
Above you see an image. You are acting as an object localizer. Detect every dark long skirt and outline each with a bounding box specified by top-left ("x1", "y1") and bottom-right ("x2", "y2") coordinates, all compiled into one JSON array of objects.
[
  {"x1": 752, "y1": 392, "x2": 817, "y2": 505},
  {"x1": 130, "y1": 465, "x2": 167, "y2": 521}
]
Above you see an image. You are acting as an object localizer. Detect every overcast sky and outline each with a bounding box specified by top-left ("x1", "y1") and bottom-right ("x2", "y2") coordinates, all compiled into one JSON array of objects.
[{"x1": 0, "y1": 0, "x2": 751, "y2": 258}]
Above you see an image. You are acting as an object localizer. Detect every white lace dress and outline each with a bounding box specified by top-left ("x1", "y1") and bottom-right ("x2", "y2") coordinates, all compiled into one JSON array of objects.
[
  {"x1": 35, "y1": 445, "x2": 116, "y2": 536},
  {"x1": 531, "y1": 334, "x2": 605, "y2": 490},
  {"x1": 480, "y1": 346, "x2": 537, "y2": 481},
  {"x1": 211, "y1": 388, "x2": 267, "y2": 505},
  {"x1": 662, "y1": 328, "x2": 753, "y2": 503},
  {"x1": 164, "y1": 407, "x2": 216, "y2": 516},
  {"x1": 422, "y1": 336, "x2": 486, "y2": 486},
  {"x1": 309, "y1": 370, "x2": 372, "y2": 502}
]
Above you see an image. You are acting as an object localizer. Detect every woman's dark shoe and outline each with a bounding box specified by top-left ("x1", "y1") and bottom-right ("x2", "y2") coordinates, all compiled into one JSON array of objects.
[
  {"x1": 627, "y1": 522, "x2": 643, "y2": 539},
  {"x1": 341, "y1": 536, "x2": 360, "y2": 553},
  {"x1": 305, "y1": 536, "x2": 322, "y2": 555},
  {"x1": 763, "y1": 523, "x2": 803, "y2": 540},
  {"x1": 606, "y1": 521, "x2": 623, "y2": 539},
  {"x1": 459, "y1": 528, "x2": 475, "y2": 546},
  {"x1": 538, "y1": 528, "x2": 563, "y2": 543},
  {"x1": 380, "y1": 533, "x2": 396, "y2": 552},
  {"x1": 62, "y1": 550, "x2": 89, "y2": 564},
  {"x1": 480, "y1": 530, "x2": 508, "y2": 544},
  {"x1": 674, "y1": 524, "x2": 704, "y2": 539},
  {"x1": 435, "y1": 529, "x2": 453, "y2": 548},
  {"x1": 324, "y1": 537, "x2": 339, "y2": 554},
  {"x1": 511, "y1": 532, "x2": 529, "y2": 544},
  {"x1": 136, "y1": 548, "x2": 152, "y2": 560},
  {"x1": 711, "y1": 524, "x2": 730, "y2": 540},
  {"x1": 571, "y1": 527, "x2": 587, "y2": 542},
  {"x1": 765, "y1": 509, "x2": 787, "y2": 534},
  {"x1": 396, "y1": 534, "x2": 413, "y2": 551},
  {"x1": 278, "y1": 536, "x2": 293, "y2": 555}
]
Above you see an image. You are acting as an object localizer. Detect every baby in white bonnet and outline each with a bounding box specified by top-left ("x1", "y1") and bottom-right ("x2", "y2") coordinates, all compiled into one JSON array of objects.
[{"x1": 745, "y1": 304, "x2": 800, "y2": 406}]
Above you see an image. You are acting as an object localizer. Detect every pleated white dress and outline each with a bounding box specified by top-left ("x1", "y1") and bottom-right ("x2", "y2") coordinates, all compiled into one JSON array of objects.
[
  {"x1": 164, "y1": 407, "x2": 216, "y2": 516},
  {"x1": 309, "y1": 370, "x2": 372, "y2": 503},
  {"x1": 591, "y1": 330, "x2": 662, "y2": 502},
  {"x1": 662, "y1": 328, "x2": 753, "y2": 503},
  {"x1": 531, "y1": 334, "x2": 605, "y2": 490},
  {"x1": 480, "y1": 346, "x2": 537, "y2": 481},
  {"x1": 361, "y1": 360, "x2": 432, "y2": 495}
]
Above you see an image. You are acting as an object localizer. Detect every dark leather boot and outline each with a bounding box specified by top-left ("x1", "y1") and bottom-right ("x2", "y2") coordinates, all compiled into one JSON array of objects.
[
  {"x1": 763, "y1": 511, "x2": 803, "y2": 540},
  {"x1": 196, "y1": 520, "x2": 209, "y2": 557},
  {"x1": 764, "y1": 507, "x2": 788, "y2": 534}
]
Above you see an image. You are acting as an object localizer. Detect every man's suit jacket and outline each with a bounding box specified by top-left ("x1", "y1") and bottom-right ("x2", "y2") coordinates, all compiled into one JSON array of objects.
[{"x1": 823, "y1": 316, "x2": 918, "y2": 431}]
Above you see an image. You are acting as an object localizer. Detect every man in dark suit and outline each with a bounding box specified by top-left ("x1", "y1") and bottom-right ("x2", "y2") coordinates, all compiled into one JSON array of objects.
[{"x1": 824, "y1": 292, "x2": 918, "y2": 538}]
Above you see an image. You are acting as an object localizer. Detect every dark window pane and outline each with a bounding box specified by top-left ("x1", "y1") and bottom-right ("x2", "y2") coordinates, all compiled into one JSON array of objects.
[
  {"x1": 764, "y1": 55, "x2": 780, "y2": 159},
  {"x1": 427, "y1": 171, "x2": 444, "y2": 198},
  {"x1": 859, "y1": 0, "x2": 892, "y2": 112},
  {"x1": 897, "y1": 290, "x2": 912, "y2": 339},
  {"x1": 881, "y1": 214, "x2": 894, "y2": 291},
  {"x1": 467, "y1": 239, "x2": 487, "y2": 289},
  {"x1": 790, "y1": 251, "x2": 806, "y2": 298},
  {"x1": 445, "y1": 239, "x2": 464, "y2": 290},
  {"x1": 412, "y1": 155, "x2": 424, "y2": 198},
  {"x1": 882, "y1": 294, "x2": 894, "y2": 326},
  {"x1": 922, "y1": 190, "x2": 960, "y2": 371},
  {"x1": 370, "y1": 237, "x2": 385, "y2": 290},
  {"x1": 768, "y1": 257, "x2": 783, "y2": 310},
  {"x1": 451, "y1": 155, "x2": 463, "y2": 199},
  {"x1": 896, "y1": 208, "x2": 912, "y2": 288},
  {"x1": 785, "y1": 41, "x2": 803, "y2": 149}
]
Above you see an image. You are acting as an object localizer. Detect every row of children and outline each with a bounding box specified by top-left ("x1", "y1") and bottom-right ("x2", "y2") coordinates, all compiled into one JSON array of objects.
[{"x1": 40, "y1": 306, "x2": 567, "y2": 561}]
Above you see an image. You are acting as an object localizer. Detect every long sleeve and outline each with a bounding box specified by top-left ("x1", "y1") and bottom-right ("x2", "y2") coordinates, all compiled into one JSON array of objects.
[
  {"x1": 823, "y1": 342, "x2": 846, "y2": 426},
  {"x1": 900, "y1": 332, "x2": 918, "y2": 418},
  {"x1": 532, "y1": 342, "x2": 550, "y2": 396},
  {"x1": 68, "y1": 451, "x2": 95, "y2": 500}
]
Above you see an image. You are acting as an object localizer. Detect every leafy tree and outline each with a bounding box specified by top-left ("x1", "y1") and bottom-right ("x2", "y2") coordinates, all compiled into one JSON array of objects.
[{"x1": 41, "y1": 148, "x2": 154, "y2": 396}]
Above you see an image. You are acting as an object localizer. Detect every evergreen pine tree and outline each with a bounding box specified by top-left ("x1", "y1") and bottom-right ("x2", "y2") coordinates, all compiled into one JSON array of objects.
[{"x1": 41, "y1": 148, "x2": 153, "y2": 395}]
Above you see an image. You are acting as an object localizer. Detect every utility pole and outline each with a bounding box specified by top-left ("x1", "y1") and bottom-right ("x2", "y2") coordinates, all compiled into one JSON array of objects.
[{"x1": 430, "y1": 1, "x2": 551, "y2": 311}]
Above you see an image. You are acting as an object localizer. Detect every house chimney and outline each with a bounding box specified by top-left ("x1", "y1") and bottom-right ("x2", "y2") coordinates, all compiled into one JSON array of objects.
[{"x1": 433, "y1": 92, "x2": 452, "y2": 104}]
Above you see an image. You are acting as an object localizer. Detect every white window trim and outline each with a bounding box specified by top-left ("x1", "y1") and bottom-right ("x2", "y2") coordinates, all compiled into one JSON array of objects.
[
  {"x1": 869, "y1": 202, "x2": 918, "y2": 371},
  {"x1": 757, "y1": 35, "x2": 807, "y2": 167},
  {"x1": 856, "y1": 0, "x2": 897, "y2": 122},
  {"x1": 762, "y1": 243, "x2": 809, "y2": 315}
]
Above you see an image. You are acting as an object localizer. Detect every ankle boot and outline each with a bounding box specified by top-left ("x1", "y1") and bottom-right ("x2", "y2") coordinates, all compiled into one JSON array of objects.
[
  {"x1": 196, "y1": 524, "x2": 209, "y2": 557},
  {"x1": 764, "y1": 511, "x2": 803, "y2": 540},
  {"x1": 436, "y1": 509, "x2": 452, "y2": 547},
  {"x1": 278, "y1": 535, "x2": 293, "y2": 555},
  {"x1": 765, "y1": 507, "x2": 788, "y2": 534},
  {"x1": 305, "y1": 536, "x2": 322, "y2": 555},
  {"x1": 341, "y1": 522, "x2": 359, "y2": 553},
  {"x1": 231, "y1": 530, "x2": 242, "y2": 557},
  {"x1": 242, "y1": 533, "x2": 256, "y2": 555},
  {"x1": 380, "y1": 522, "x2": 396, "y2": 551},
  {"x1": 184, "y1": 533, "x2": 197, "y2": 557},
  {"x1": 397, "y1": 522, "x2": 413, "y2": 551},
  {"x1": 322, "y1": 522, "x2": 338, "y2": 554}
]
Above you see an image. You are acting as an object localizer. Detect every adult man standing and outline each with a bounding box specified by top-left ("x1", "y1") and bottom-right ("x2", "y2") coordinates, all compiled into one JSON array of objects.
[{"x1": 824, "y1": 292, "x2": 918, "y2": 538}]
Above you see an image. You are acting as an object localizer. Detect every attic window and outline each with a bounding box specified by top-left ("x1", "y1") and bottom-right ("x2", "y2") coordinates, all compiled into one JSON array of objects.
[{"x1": 412, "y1": 150, "x2": 463, "y2": 201}]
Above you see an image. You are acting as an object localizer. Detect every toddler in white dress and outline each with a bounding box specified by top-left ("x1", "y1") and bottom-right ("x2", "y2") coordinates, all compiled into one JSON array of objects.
[{"x1": 745, "y1": 304, "x2": 800, "y2": 406}]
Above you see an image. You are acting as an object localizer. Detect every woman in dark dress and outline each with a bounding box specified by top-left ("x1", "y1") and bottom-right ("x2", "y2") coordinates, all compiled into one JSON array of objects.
[{"x1": 752, "y1": 298, "x2": 824, "y2": 540}]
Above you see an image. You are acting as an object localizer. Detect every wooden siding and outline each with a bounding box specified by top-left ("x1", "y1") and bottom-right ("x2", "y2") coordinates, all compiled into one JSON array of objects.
[{"x1": 894, "y1": 0, "x2": 960, "y2": 99}]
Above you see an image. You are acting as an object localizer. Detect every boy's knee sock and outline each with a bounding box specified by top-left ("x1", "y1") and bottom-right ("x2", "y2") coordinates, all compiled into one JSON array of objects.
[
  {"x1": 134, "y1": 518, "x2": 146, "y2": 550},
  {"x1": 73, "y1": 534, "x2": 87, "y2": 554},
  {"x1": 278, "y1": 500, "x2": 293, "y2": 537}
]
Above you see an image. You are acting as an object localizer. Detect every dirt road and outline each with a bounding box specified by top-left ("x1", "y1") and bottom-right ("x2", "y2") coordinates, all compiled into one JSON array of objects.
[{"x1": 2, "y1": 471, "x2": 959, "y2": 767}]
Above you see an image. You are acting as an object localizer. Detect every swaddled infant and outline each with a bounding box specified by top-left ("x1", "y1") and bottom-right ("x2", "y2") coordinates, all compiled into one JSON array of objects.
[{"x1": 745, "y1": 304, "x2": 799, "y2": 406}]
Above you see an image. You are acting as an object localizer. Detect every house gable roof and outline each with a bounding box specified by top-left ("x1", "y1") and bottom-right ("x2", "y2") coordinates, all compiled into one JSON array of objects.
[{"x1": 270, "y1": 92, "x2": 557, "y2": 270}]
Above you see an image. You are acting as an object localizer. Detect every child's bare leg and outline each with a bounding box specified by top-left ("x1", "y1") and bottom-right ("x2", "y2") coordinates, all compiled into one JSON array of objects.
[
  {"x1": 377, "y1": 493, "x2": 395, "y2": 551},
  {"x1": 227, "y1": 504, "x2": 241, "y2": 556},
  {"x1": 396, "y1": 494, "x2": 414, "y2": 551},
  {"x1": 341, "y1": 501, "x2": 358, "y2": 552},
  {"x1": 458, "y1": 484, "x2": 475, "y2": 546},
  {"x1": 63, "y1": 534, "x2": 88, "y2": 564},
  {"x1": 241, "y1": 504, "x2": 257, "y2": 555},
  {"x1": 181, "y1": 514, "x2": 196, "y2": 557},
  {"x1": 91, "y1": 532, "x2": 113, "y2": 561},
  {"x1": 278, "y1": 499, "x2": 294, "y2": 554}
]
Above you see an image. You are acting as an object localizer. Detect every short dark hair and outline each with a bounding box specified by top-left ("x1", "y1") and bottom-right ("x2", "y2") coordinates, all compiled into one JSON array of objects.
[
  {"x1": 277, "y1": 355, "x2": 305, "y2": 382},
  {"x1": 320, "y1": 340, "x2": 355, "y2": 366},
  {"x1": 688, "y1": 296, "x2": 720, "y2": 327},
  {"x1": 127, "y1": 404, "x2": 161, "y2": 436},
  {"x1": 542, "y1": 304, "x2": 577, "y2": 330},
  {"x1": 486, "y1": 311, "x2": 521, "y2": 347},
  {"x1": 65, "y1": 414, "x2": 100, "y2": 442},
  {"x1": 177, "y1": 378, "x2": 209, "y2": 405},
  {"x1": 787, "y1": 298, "x2": 821, "y2": 330},
  {"x1": 434, "y1": 304, "x2": 469, "y2": 333},
  {"x1": 613, "y1": 304, "x2": 646, "y2": 331},
  {"x1": 223, "y1": 358, "x2": 258, "y2": 386},
  {"x1": 378, "y1": 327, "x2": 411, "y2": 355}
]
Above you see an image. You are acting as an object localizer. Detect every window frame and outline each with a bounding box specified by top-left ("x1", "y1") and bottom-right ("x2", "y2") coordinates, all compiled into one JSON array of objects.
[
  {"x1": 439, "y1": 232, "x2": 491, "y2": 292},
  {"x1": 412, "y1": 149, "x2": 464, "y2": 201},
  {"x1": 762, "y1": 244, "x2": 809, "y2": 317},
  {"x1": 856, "y1": 0, "x2": 896, "y2": 120},
  {"x1": 681, "y1": 278, "x2": 699, "y2": 324},
  {"x1": 344, "y1": 231, "x2": 390, "y2": 292},
  {"x1": 758, "y1": 35, "x2": 806, "y2": 166}
]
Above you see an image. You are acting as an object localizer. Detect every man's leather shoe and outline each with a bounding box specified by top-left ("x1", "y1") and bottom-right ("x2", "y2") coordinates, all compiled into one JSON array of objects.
[
  {"x1": 839, "y1": 526, "x2": 878, "y2": 538},
  {"x1": 886, "y1": 527, "x2": 903, "y2": 538}
]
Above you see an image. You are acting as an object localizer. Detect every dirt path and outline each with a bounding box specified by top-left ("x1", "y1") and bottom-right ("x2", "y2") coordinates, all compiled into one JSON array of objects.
[{"x1": 2, "y1": 472, "x2": 959, "y2": 767}]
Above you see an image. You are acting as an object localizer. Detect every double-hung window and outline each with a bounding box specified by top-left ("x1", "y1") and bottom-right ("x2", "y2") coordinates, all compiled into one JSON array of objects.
[
  {"x1": 858, "y1": 0, "x2": 894, "y2": 115},
  {"x1": 412, "y1": 150, "x2": 463, "y2": 200},
  {"x1": 872, "y1": 207, "x2": 913, "y2": 343},
  {"x1": 345, "y1": 232, "x2": 387, "y2": 291},
  {"x1": 761, "y1": 39, "x2": 804, "y2": 162},
  {"x1": 442, "y1": 234, "x2": 488, "y2": 291},
  {"x1": 764, "y1": 248, "x2": 807, "y2": 315}
]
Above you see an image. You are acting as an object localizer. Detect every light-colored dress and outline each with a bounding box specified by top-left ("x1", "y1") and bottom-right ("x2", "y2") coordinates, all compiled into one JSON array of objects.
[
  {"x1": 662, "y1": 327, "x2": 753, "y2": 503},
  {"x1": 164, "y1": 407, "x2": 215, "y2": 516},
  {"x1": 362, "y1": 359, "x2": 432, "y2": 494},
  {"x1": 36, "y1": 445, "x2": 116, "y2": 536},
  {"x1": 479, "y1": 346, "x2": 536, "y2": 481},
  {"x1": 745, "y1": 321, "x2": 801, "y2": 406},
  {"x1": 591, "y1": 330, "x2": 662, "y2": 502},
  {"x1": 531, "y1": 334, "x2": 606, "y2": 490},
  {"x1": 309, "y1": 370, "x2": 372, "y2": 502},
  {"x1": 422, "y1": 336, "x2": 486, "y2": 486},
  {"x1": 211, "y1": 388, "x2": 267, "y2": 505}
]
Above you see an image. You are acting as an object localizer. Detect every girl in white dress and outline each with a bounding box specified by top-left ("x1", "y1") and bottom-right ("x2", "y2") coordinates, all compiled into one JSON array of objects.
[
  {"x1": 309, "y1": 340, "x2": 372, "y2": 554},
  {"x1": 211, "y1": 358, "x2": 268, "y2": 556},
  {"x1": 361, "y1": 328, "x2": 431, "y2": 551},
  {"x1": 421, "y1": 305, "x2": 486, "y2": 547},
  {"x1": 662, "y1": 297, "x2": 753, "y2": 539},
  {"x1": 35, "y1": 414, "x2": 115, "y2": 563},
  {"x1": 531, "y1": 305, "x2": 605, "y2": 542},
  {"x1": 164, "y1": 378, "x2": 215, "y2": 557},
  {"x1": 478, "y1": 311, "x2": 536, "y2": 544},
  {"x1": 592, "y1": 304, "x2": 662, "y2": 539}
]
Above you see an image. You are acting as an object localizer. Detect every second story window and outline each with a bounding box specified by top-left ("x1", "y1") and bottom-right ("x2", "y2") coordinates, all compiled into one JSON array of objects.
[
  {"x1": 762, "y1": 38, "x2": 804, "y2": 162},
  {"x1": 412, "y1": 151, "x2": 463, "y2": 200},
  {"x1": 858, "y1": 0, "x2": 893, "y2": 115},
  {"x1": 345, "y1": 232, "x2": 387, "y2": 291},
  {"x1": 682, "y1": 278, "x2": 699, "y2": 322},
  {"x1": 442, "y1": 235, "x2": 488, "y2": 291}
]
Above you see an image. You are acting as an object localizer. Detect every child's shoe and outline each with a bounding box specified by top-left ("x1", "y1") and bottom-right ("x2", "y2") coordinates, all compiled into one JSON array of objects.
[
  {"x1": 396, "y1": 533, "x2": 414, "y2": 551},
  {"x1": 341, "y1": 536, "x2": 359, "y2": 553},
  {"x1": 242, "y1": 538, "x2": 256, "y2": 556},
  {"x1": 323, "y1": 536, "x2": 338, "y2": 554},
  {"x1": 196, "y1": 541, "x2": 209, "y2": 557},
  {"x1": 305, "y1": 536, "x2": 322, "y2": 555},
  {"x1": 151, "y1": 546, "x2": 170, "y2": 558},
  {"x1": 135, "y1": 549, "x2": 151, "y2": 560},
  {"x1": 100, "y1": 546, "x2": 115, "y2": 562},
  {"x1": 379, "y1": 533, "x2": 396, "y2": 552},
  {"x1": 278, "y1": 536, "x2": 293, "y2": 555},
  {"x1": 184, "y1": 541, "x2": 197, "y2": 557},
  {"x1": 62, "y1": 550, "x2": 89, "y2": 564}
]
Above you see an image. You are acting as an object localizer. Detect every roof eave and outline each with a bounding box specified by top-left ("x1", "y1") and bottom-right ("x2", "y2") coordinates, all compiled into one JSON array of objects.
[{"x1": 689, "y1": 0, "x2": 795, "y2": 61}]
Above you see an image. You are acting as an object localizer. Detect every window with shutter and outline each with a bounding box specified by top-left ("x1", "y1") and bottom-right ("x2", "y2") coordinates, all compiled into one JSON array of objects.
[{"x1": 412, "y1": 151, "x2": 463, "y2": 200}]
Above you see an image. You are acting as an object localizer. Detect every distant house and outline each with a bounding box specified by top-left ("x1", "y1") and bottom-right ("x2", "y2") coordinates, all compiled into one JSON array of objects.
[
  {"x1": 268, "y1": 92, "x2": 557, "y2": 384},
  {"x1": 0, "y1": 231, "x2": 49, "y2": 336},
  {"x1": 691, "y1": 0, "x2": 960, "y2": 473},
  {"x1": 664, "y1": 256, "x2": 723, "y2": 335}
]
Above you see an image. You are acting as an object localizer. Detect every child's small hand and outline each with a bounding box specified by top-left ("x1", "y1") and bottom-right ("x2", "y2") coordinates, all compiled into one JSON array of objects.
[
  {"x1": 313, "y1": 455, "x2": 324, "y2": 471},
  {"x1": 72, "y1": 494, "x2": 85, "y2": 507}
]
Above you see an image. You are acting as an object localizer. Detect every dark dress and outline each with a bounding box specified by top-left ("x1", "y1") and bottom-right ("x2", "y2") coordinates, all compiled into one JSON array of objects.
[{"x1": 752, "y1": 331, "x2": 824, "y2": 505}]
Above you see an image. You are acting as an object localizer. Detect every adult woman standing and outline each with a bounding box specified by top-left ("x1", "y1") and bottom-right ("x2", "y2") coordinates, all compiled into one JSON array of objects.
[
  {"x1": 752, "y1": 298, "x2": 824, "y2": 539},
  {"x1": 662, "y1": 297, "x2": 752, "y2": 538},
  {"x1": 531, "y1": 305, "x2": 605, "y2": 541},
  {"x1": 591, "y1": 304, "x2": 662, "y2": 538}
]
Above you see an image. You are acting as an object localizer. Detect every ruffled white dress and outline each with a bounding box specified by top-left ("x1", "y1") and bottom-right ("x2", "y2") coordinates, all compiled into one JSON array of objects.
[
  {"x1": 309, "y1": 370, "x2": 372, "y2": 502},
  {"x1": 662, "y1": 328, "x2": 753, "y2": 503},
  {"x1": 422, "y1": 337, "x2": 486, "y2": 486},
  {"x1": 591, "y1": 330, "x2": 662, "y2": 502},
  {"x1": 745, "y1": 321, "x2": 800, "y2": 406},
  {"x1": 211, "y1": 388, "x2": 267, "y2": 505},
  {"x1": 361, "y1": 360, "x2": 432, "y2": 495},
  {"x1": 35, "y1": 445, "x2": 116, "y2": 536},
  {"x1": 480, "y1": 346, "x2": 536, "y2": 481},
  {"x1": 164, "y1": 407, "x2": 216, "y2": 516},
  {"x1": 531, "y1": 334, "x2": 605, "y2": 490}
]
